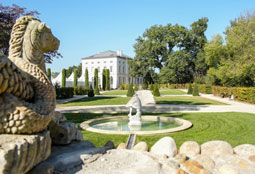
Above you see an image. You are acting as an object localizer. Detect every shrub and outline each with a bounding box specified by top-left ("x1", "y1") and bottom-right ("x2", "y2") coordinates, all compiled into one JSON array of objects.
[
  {"x1": 55, "y1": 86, "x2": 73, "y2": 99},
  {"x1": 85, "y1": 69, "x2": 89, "y2": 89},
  {"x1": 126, "y1": 84, "x2": 135, "y2": 97},
  {"x1": 102, "y1": 69, "x2": 106, "y2": 90},
  {"x1": 106, "y1": 69, "x2": 110, "y2": 90},
  {"x1": 149, "y1": 84, "x2": 154, "y2": 91},
  {"x1": 142, "y1": 83, "x2": 148, "y2": 90},
  {"x1": 73, "y1": 69, "x2": 78, "y2": 88},
  {"x1": 61, "y1": 69, "x2": 66, "y2": 87},
  {"x1": 46, "y1": 68, "x2": 51, "y2": 81},
  {"x1": 198, "y1": 84, "x2": 212, "y2": 94},
  {"x1": 74, "y1": 86, "x2": 88, "y2": 95},
  {"x1": 153, "y1": 83, "x2": 160, "y2": 96},
  {"x1": 119, "y1": 84, "x2": 128, "y2": 90},
  {"x1": 134, "y1": 84, "x2": 138, "y2": 91},
  {"x1": 187, "y1": 83, "x2": 193, "y2": 94},
  {"x1": 88, "y1": 85, "x2": 94, "y2": 97},
  {"x1": 192, "y1": 84, "x2": 199, "y2": 96},
  {"x1": 94, "y1": 68, "x2": 100, "y2": 95}
]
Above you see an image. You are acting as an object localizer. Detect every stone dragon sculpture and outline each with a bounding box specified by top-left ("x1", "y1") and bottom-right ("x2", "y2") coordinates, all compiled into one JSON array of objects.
[{"x1": 0, "y1": 16, "x2": 59, "y2": 134}]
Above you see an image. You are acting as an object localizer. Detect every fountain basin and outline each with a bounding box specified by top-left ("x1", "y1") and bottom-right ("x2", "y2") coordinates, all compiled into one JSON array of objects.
[{"x1": 80, "y1": 116, "x2": 192, "y2": 135}]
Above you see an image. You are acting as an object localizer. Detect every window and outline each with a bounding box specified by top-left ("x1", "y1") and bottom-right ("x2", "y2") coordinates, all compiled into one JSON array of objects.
[
  {"x1": 98, "y1": 67, "x2": 100, "y2": 72},
  {"x1": 91, "y1": 62, "x2": 94, "y2": 64},
  {"x1": 123, "y1": 77, "x2": 125, "y2": 84},
  {"x1": 110, "y1": 61, "x2": 113, "y2": 63},
  {"x1": 104, "y1": 61, "x2": 106, "y2": 63},
  {"x1": 123, "y1": 66, "x2": 125, "y2": 73},
  {"x1": 119, "y1": 77, "x2": 121, "y2": 85},
  {"x1": 119, "y1": 66, "x2": 121, "y2": 73},
  {"x1": 110, "y1": 66, "x2": 112, "y2": 72},
  {"x1": 110, "y1": 76, "x2": 113, "y2": 84},
  {"x1": 85, "y1": 62, "x2": 88, "y2": 64},
  {"x1": 97, "y1": 61, "x2": 100, "y2": 64},
  {"x1": 104, "y1": 66, "x2": 106, "y2": 69}
]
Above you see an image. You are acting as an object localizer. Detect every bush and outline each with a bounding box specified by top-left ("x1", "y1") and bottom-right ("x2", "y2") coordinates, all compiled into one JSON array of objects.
[
  {"x1": 119, "y1": 84, "x2": 128, "y2": 90},
  {"x1": 149, "y1": 84, "x2": 154, "y2": 91},
  {"x1": 88, "y1": 85, "x2": 94, "y2": 97},
  {"x1": 167, "y1": 84, "x2": 187, "y2": 89},
  {"x1": 55, "y1": 86, "x2": 74, "y2": 99},
  {"x1": 192, "y1": 84, "x2": 199, "y2": 96},
  {"x1": 126, "y1": 84, "x2": 135, "y2": 97},
  {"x1": 106, "y1": 69, "x2": 110, "y2": 90},
  {"x1": 142, "y1": 83, "x2": 148, "y2": 90},
  {"x1": 198, "y1": 84, "x2": 212, "y2": 94},
  {"x1": 94, "y1": 68, "x2": 100, "y2": 95},
  {"x1": 73, "y1": 69, "x2": 78, "y2": 88},
  {"x1": 46, "y1": 68, "x2": 51, "y2": 81},
  {"x1": 153, "y1": 83, "x2": 160, "y2": 96},
  {"x1": 134, "y1": 84, "x2": 138, "y2": 91},
  {"x1": 85, "y1": 69, "x2": 89, "y2": 89},
  {"x1": 74, "y1": 86, "x2": 88, "y2": 95},
  {"x1": 159, "y1": 84, "x2": 168, "y2": 89},
  {"x1": 61, "y1": 69, "x2": 66, "y2": 87},
  {"x1": 187, "y1": 83, "x2": 193, "y2": 94}
]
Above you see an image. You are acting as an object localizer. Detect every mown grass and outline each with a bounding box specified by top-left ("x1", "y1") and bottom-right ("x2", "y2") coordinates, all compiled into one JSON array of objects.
[
  {"x1": 64, "y1": 112, "x2": 255, "y2": 148},
  {"x1": 102, "y1": 90, "x2": 127, "y2": 95},
  {"x1": 155, "y1": 96, "x2": 227, "y2": 105},
  {"x1": 160, "y1": 89, "x2": 186, "y2": 95},
  {"x1": 57, "y1": 97, "x2": 131, "y2": 106}
]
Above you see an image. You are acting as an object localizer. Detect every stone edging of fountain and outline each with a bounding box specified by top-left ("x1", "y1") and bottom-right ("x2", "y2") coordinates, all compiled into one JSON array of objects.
[{"x1": 80, "y1": 116, "x2": 192, "y2": 135}]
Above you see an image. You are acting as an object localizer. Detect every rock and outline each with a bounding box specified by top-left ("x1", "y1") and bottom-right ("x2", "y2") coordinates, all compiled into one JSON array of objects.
[
  {"x1": 179, "y1": 141, "x2": 200, "y2": 157},
  {"x1": 104, "y1": 140, "x2": 115, "y2": 149},
  {"x1": 234, "y1": 144, "x2": 255, "y2": 156},
  {"x1": 0, "y1": 131, "x2": 51, "y2": 174},
  {"x1": 150, "y1": 136, "x2": 177, "y2": 157},
  {"x1": 194, "y1": 154, "x2": 215, "y2": 170},
  {"x1": 231, "y1": 158, "x2": 250, "y2": 170},
  {"x1": 79, "y1": 149, "x2": 178, "y2": 174},
  {"x1": 49, "y1": 121, "x2": 83, "y2": 145},
  {"x1": 201, "y1": 140, "x2": 233, "y2": 157},
  {"x1": 175, "y1": 153, "x2": 187, "y2": 164},
  {"x1": 177, "y1": 169, "x2": 188, "y2": 174},
  {"x1": 217, "y1": 164, "x2": 239, "y2": 174},
  {"x1": 27, "y1": 162, "x2": 54, "y2": 174},
  {"x1": 53, "y1": 111, "x2": 67, "y2": 123},
  {"x1": 117, "y1": 143, "x2": 127, "y2": 149},
  {"x1": 249, "y1": 155, "x2": 255, "y2": 163},
  {"x1": 184, "y1": 160, "x2": 211, "y2": 174},
  {"x1": 132, "y1": 141, "x2": 148, "y2": 151}
]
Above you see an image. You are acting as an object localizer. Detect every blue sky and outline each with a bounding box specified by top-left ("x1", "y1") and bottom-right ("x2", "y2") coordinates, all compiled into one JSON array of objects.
[{"x1": 2, "y1": 0, "x2": 255, "y2": 72}]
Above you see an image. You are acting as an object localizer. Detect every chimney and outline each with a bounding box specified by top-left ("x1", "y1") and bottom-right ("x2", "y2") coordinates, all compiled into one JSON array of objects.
[{"x1": 117, "y1": 50, "x2": 123, "y2": 57}]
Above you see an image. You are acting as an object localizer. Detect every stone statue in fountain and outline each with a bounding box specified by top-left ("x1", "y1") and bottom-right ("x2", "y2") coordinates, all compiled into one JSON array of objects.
[{"x1": 128, "y1": 94, "x2": 142, "y2": 127}]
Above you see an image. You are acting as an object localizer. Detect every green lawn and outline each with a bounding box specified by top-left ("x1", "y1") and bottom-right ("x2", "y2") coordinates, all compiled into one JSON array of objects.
[
  {"x1": 57, "y1": 96, "x2": 131, "y2": 106},
  {"x1": 160, "y1": 89, "x2": 186, "y2": 95},
  {"x1": 102, "y1": 90, "x2": 127, "y2": 95},
  {"x1": 155, "y1": 96, "x2": 227, "y2": 105},
  {"x1": 64, "y1": 112, "x2": 255, "y2": 148}
]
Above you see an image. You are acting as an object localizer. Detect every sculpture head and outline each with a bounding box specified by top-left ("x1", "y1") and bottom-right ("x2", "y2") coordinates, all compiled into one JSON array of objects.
[{"x1": 9, "y1": 16, "x2": 60, "y2": 71}]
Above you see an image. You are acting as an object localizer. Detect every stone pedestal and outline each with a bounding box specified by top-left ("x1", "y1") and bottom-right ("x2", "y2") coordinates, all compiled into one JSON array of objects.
[{"x1": 0, "y1": 131, "x2": 51, "y2": 174}]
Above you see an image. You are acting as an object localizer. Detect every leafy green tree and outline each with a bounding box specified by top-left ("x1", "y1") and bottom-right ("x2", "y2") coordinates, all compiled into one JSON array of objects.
[
  {"x1": 94, "y1": 68, "x2": 100, "y2": 95},
  {"x1": 149, "y1": 83, "x2": 154, "y2": 91},
  {"x1": 134, "y1": 84, "x2": 138, "y2": 91},
  {"x1": 88, "y1": 85, "x2": 94, "y2": 97},
  {"x1": 66, "y1": 63, "x2": 82, "y2": 79},
  {"x1": 85, "y1": 68, "x2": 89, "y2": 89},
  {"x1": 153, "y1": 83, "x2": 160, "y2": 96},
  {"x1": 46, "y1": 68, "x2": 51, "y2": 81},
  {"x1": 126, "y1": 84, "x2": 135, "y2": 97},
  {"x1": 192, "y1": 84, "x2": 199, "y2": 96},
  {"x1": 61, "y1": 69, "x2": 66, "y2": 87},
  {"x1": 187, "y1": 83, "x2": 193, "y2": 94},
  {"x1": 73, "y1": 69, "x2": 77, "y2": 88}
]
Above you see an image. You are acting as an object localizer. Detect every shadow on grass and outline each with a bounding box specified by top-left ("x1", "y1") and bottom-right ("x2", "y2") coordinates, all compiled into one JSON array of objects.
[
  {"x1": 67, "y1": 96, "x2": 118, "y2": 104},
  {"x1": 156, "y1": 100, "x2": 212, "y2": 105}
]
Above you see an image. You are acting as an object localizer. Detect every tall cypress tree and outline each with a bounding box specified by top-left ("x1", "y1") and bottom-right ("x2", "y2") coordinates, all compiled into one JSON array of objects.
[
  {"x1": 106, "y1": 69, "x2": 110, "y2": 90},
  {"x1": 73, "y1": 69, "x2": 78, "y2": 87},
  {"x1": 46, "y1": 68, "x2": 51, "y2": 81},
  {"x1": 102, "y1": 69, "x2": 106, "y2": 90},
  {"x1": 94, "y1": 68, "x2": 100, "y2": 95},
  {"x1": 61, "y1": 69, "x2": 66, "y2": 87},
  {"x1": 85, "y1": 68, "x2": 89, "y2": 89}
]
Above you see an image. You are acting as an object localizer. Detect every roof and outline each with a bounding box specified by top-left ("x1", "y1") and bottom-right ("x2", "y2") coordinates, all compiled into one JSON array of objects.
[{"x1": 82, "y1": 50, "x2": 132, "y2": 60}]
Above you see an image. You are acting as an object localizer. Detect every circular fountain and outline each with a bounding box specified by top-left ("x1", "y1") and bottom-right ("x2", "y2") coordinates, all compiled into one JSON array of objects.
[{"x1": 80, "y1": 94, "x2": 192, "y2": 135}]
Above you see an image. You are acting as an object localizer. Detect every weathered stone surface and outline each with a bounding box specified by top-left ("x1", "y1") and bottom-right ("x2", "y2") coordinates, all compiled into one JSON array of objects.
[
  {"x1": 201, "y1": 140, "x2": 233, "y2": 157},
  {"x1": 184, "y1": 159, "x2": 211, "y2": 174},
  {"x1": 150, "y1": 136, "x2": 177, "y2": 157},
  {"x1": 249, "y1": 155, "x2": 255, "y2": 163},
  {"x1": 175, "y1": 153, "x2": 187, "y2": 164},
  {"x1": 179, "y1": 141, "x2": 200, "y2": 157},
  {"x1": 232, "y1": 158, "x2": 251, "y2": 170},
  {"x1": 194, "y1": 154, "x2": 215, "y2": 170},
  {"x1": 78, "y1": 149, "x2": 178, "y2": 174},
  {"x1": 104, "y1": 140, "x2": 115, "y2": 149},
  {"x1": 0, "y1": 16, "x2": 59, "y2": 134},
  {"x1": 117, "y1": 143, "x2": 127, "y2": 149},
  {"x1": 234, "y1": 144, "x2": 255, "y2": 156},
  {"x1": 132, "y1": 141, "x2": 148, "y2": 151},
  {"x1": 217, "y1": 164, "x2": 239, "y2": 174},
  {"x1": 27, "y1": 162, "x2": 54, "y2": 174},
  {"x1": 0, "y1": 131, "x2": 51, "y2": 174},
  {"x1": 49, "y1": 121, "x2": 83, "y2": 145}
]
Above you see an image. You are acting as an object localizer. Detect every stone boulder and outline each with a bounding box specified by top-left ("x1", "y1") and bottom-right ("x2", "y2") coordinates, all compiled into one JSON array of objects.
[
  {"x1": 201, "y1": 140, "x2": 233, "y2": 157},
  {"x1": 217, "y1": 164, "x2": 239, "y2": 174},
  {"x1": 117, "y1": 143, "x2": 127, "y2": 149},
  {"x1": 150, "y1": 136, "x2": 177, "y2": 157},
  {"x1": 132, "y1": 142, "x2": 148, "y2": 151},
  {"x1": 0, "y1": 131, "x2": 51, "y2": 174},
  {"x1": 234, "y1": 144, "x2": 255, "y2": 156},
  {"x1": 194, "y1": 154, "x2": 215, "y2": 170},
  {"x1": 179, "y1": 141, "x2": 200, "y2": 157},
  {"x1": 183, "y1": 159, "x2": 211, "y2": 174}
]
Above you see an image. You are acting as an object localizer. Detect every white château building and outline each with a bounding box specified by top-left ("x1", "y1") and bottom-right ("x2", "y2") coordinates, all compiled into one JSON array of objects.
[
  {"x1": 81, "y1": 50, "x2": 142, "y2": 89},
  {"x1": 52, "y1": 50, "x2": 143, "y2": 89}
]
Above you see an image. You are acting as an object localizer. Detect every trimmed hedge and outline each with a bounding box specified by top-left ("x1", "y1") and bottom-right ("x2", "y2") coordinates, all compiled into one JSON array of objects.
[
  {"x1": 126, "y1": 84, "x2": 135, "y2": 97},
  {"x1": 74, "y1": 86, "x2": 88, "y2": 95},
  {"x1": 212, "y1": 86, "x2": 255, "y2": 104},
  {"x1": 187, "y1": 84, "x2": 193, "y2": 94},
  {"x1": 88, "y1": 85, "x2": 94, "y2": 97},
  {"x1": 153, "y1": 84, "x2": 160, "y2": 96},
  {"x1": 55, "y1": 87, "x2": 73, "y2": 99},
  {"x1": 198, "y1": 84, "x2": 212, "y2": 94},
  {"x1": 134, "y1": 84, "x2": 138, "y2": 91},
  {"x1": 192, "y1": 84, "x2": 199, "y2": 96},
  {"x1": 119, "y1": 84, "x2": 128, "y2": 90}
]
